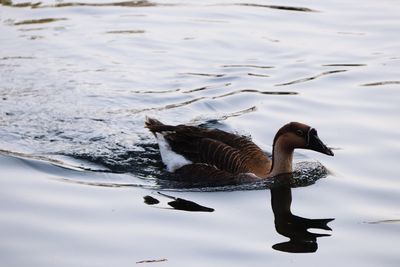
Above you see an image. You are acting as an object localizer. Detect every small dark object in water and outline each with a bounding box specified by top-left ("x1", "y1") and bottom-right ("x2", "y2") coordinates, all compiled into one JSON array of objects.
[
  {"x1": 167, "y1": 199, "x2": 214, "y2": 212},
  {"x1": 143, "y1": 195, "x2": 159, "y2": 205},
  {"x1": 158, "y1": 192, "x2": 214, "y2": 212}
]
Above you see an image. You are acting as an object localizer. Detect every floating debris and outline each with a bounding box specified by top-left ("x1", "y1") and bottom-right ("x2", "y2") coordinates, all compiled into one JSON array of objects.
[{"x1": 143, "y1": 195, "x2": 160, "y2": 205}]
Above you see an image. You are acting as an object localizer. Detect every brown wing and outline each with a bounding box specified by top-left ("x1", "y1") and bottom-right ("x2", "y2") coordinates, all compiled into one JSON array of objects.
[{"x1": 146, "y1": 117, "x2": 271, "y2": 177}]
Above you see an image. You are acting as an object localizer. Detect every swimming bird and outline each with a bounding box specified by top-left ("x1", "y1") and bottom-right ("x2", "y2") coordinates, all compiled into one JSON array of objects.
[{"x1": 145, "y1": 117, "x2": 333, "y2": 186}]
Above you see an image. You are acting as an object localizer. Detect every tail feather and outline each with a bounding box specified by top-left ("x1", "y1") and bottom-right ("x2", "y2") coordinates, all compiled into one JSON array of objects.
[
  {"x1": 145, "y1": 117, "x2": 176, "y2": 134},
  {"x1": 145, "y1": 117, "x2": 164, "y2": 128}
]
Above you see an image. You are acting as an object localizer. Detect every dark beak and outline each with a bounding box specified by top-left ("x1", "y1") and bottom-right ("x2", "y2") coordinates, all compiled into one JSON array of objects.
[{"x1": 307, "y1": 128, "x2": 334, "y2": 156}]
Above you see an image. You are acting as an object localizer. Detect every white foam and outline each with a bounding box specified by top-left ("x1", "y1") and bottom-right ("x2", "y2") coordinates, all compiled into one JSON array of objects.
[{"x1": 155, "y1": 133, "x2": 192, "y2": 172}]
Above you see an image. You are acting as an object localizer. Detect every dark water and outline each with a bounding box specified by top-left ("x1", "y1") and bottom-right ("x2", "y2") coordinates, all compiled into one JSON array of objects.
[{"x1": 1, "y1": 0, "x2": 400, "y2": 266}]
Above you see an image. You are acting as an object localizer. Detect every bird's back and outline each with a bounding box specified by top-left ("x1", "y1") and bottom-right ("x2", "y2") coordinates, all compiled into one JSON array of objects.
[{"x1": 145, "y1": 117, "x2": 271, "y2": 178}]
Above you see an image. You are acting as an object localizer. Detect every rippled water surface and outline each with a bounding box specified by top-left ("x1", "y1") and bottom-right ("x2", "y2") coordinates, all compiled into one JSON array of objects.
[{"x1": 1, "y1": 0, "x2": 400, "y2": 266}]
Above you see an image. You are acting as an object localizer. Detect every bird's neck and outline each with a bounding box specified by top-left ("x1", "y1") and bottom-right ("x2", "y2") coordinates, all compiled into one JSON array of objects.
[{"x1": 268, "y1": 138, "x2": 294, "y2": 177}]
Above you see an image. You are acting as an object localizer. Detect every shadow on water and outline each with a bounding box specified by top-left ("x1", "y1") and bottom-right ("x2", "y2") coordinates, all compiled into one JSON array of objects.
[
  {"x1": 142, "y1": 173, "x2": 334, "y2": 253},
  {"x1": 144, "y1": 192, "x2": 215, "y2": 212},
  {"x1": 270, "y1": 174, "x2": 334, "y2": 253},
  {"x1": 104, "y1": 117, "x2": 333, "y2": 251}
]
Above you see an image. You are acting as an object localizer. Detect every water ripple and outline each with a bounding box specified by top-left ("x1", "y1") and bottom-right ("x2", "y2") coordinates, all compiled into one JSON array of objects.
[
  {"x1": 13, "y1": 18, "x2": 67, "y2": 26},
  {"x1": 361, "y1": 81, "x2": 400, "y2": 86},
  {"x1": 110, "y1": 87, "x2": 296, "y2": 115},
  {"x1": 182, "y1": 72, "x2": 225, "y2": 78},
  {"x1": 181, "y1": 83, "x2": 231, "y2": 93},
  {"x1": 221, "y1": 64, "x2": 274, "y2": 69},
  {"x1": 323, "y1": 63, "x2": 367, "y2": 67},
  {"x1": 105, "y1": 30, "x2": 145, "y2": 34},
  {"x1": 212, "y1": 89, "x2": 297, "y2": 99},
  {"x1": 275, "y1": 70, "x2": 347, "y2": 86},
  {"x1": 3, "y1": 0, "x2": 157, "y2": 8},
  {"x1": 236, "y1": 3, "x2": 318, "y2": 12}
]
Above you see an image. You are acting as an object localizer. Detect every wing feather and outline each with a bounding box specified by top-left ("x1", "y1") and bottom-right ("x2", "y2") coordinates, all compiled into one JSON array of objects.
[{"x1": 146, "y1": 118, "x2": 270, "y2": 176}]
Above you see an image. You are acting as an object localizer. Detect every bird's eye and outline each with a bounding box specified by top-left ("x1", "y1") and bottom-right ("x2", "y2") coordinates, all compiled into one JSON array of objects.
[{"x1": 296, "y1": 130, "x2": 304, "y2": 136}]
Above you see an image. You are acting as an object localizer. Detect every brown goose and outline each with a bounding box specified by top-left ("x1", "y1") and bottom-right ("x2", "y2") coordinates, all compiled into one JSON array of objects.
[{"x1": 145, "y1": 117, "x2": 333, "y2": 185}]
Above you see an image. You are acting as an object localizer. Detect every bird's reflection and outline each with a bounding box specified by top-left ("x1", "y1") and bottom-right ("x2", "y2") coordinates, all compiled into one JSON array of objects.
[
  {"x1": 144, "y1": 174, "x2": 334, "y2": 253},
  {"x1": 143, "y1": 192, "x2": 214, "y2": 212},
  {"x1": 270, "y1": 174, "x2": 334, "y2": 253}
]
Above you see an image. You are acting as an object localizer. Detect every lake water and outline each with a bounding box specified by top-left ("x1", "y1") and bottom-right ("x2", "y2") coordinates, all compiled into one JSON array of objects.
[{"x1": 1, "y1": 0, "x2": 400, "y2": 266}]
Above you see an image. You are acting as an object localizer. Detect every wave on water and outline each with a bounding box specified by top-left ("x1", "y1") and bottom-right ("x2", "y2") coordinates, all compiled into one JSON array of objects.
[
  {"x1": 152, "y1": 161, "x2": 330, "y2": 192},
  {"x1": 57, "y1": 118, "x2": 330, "y2": 191},
  {"x1": 0, "y1": 145, "x2": 330, "y2": 192}
]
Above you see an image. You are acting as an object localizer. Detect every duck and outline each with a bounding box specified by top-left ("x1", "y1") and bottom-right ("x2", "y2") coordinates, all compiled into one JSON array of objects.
[{"x1": 145, "y1": 117, "x2": 334, "y2": 186}]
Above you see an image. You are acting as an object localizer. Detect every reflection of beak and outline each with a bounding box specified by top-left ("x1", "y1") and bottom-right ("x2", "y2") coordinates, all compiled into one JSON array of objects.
[{"x1": 307, "y1": 128, "x2": 334, "y2": 156}]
